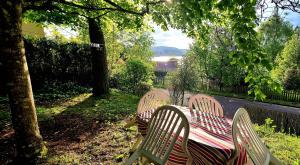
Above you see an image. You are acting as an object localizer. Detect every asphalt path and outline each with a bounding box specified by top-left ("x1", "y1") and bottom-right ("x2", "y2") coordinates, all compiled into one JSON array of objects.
[{"x1": 163, "y1": 89, "x2": 300, "y2": 119}]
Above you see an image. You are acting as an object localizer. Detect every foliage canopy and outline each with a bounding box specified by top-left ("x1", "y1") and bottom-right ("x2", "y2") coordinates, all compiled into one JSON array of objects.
[
  {"x1": 23, "y1": 0, "x2": 300, "y2": 99},
  {"x1": 151, "y1": 0, "x2": 283, "y2": 99},
  {"x1": 257, "y1": 14, "x2": 294, "y2": 61},
  {"x1": 272, "y1": 30, "x2": 300, "y2": 85}
]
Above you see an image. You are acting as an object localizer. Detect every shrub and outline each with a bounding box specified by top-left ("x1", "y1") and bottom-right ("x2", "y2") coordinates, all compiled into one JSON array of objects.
[
  {"x1": 134, "y1": 82, "x2": 152, "y2": 96},
  {"x1": 114, "y1": 59, "x2": 154, "y2": 95},
  {"x1": 0, "y1": 38, "x2": 93, "y2": 95},
  {"x1": 283, "y1": 69, "x2": 300, "y2": 90},
  {"x1": 166, "y1": 55, "x2": 201, "y2": 105},
  {"x1": 25, "y1": 38, "x2": 92, "y2": 87}
]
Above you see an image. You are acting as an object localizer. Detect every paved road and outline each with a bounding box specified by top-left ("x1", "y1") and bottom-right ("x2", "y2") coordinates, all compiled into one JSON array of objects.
[
  {"x1": 213, "y1": 96, "x2": 300, "y2": 118},
  {"x1": 164, "y1": 89, "x2": 300, "y2": 119}
]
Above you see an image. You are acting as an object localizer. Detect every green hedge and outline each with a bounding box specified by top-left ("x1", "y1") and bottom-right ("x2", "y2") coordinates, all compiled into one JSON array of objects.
[
  {"x1": 25, "y1": 38, "x2": 92, "y2": 88},
  {"x1": 0, "y1": 38, "x2": 92, "y2": 95}
]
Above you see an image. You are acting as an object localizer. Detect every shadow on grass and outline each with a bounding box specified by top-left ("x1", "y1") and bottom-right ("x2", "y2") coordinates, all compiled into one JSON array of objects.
[
  {"x1": 39, "y1": 91, "x2": 139, "y2": 143},
  {"x1": 0, "y1": 91, "x2": 140, "y2": 164},
  {"x1": 39, "y1": 95, "x2": 104, "y2": 143}
]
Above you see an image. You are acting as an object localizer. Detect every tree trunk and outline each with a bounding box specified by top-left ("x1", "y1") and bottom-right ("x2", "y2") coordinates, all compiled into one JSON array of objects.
[
  {"x1": 181, "y1": 90, "x2": 185, "y2": 106},
  {"x1": 0, "y1": 0, "x2": 44, "y2": 163},
  {"x1": 88, "y1": 18, "x2": 109, "y2": 97}
]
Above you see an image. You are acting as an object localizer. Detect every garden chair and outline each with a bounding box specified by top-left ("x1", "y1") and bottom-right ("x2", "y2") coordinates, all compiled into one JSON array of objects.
[
  {"x1": 125, "y1": 89, "x2": 169, "y2": 128},
  {"x1": 124, "y1": 105, "x2": 192, "y2": 165},
  {"x1": 188, "y1": 94, "x2": 224, "y2": 118},
  {"x1": 125, "y1": 89, "x2": 170, "y2": 154},
  {"x1": 231, "y1": 108, "x2": 281, "y2": 165},
  {"x1": 137, "y1": 89, "x2": 170, "y2": 115}
]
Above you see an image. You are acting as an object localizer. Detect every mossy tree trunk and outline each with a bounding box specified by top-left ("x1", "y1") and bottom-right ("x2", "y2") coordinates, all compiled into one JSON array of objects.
[
  {"x1": 0, "y1": 0, "x2": 44, "y2": 163},
  {"x1": 88, "y1": 18, "x2": 109, "y2": 97}
]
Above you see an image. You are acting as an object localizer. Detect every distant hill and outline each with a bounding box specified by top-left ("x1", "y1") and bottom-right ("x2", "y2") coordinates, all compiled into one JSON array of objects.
[{"x1": 152, "y1": 46, "x2": 187, "y2": 56}]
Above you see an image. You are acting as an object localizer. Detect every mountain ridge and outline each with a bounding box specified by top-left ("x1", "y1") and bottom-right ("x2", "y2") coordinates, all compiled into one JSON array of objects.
[{"x1": 152, "y1": 46, "x2": 187, "y2": 57}]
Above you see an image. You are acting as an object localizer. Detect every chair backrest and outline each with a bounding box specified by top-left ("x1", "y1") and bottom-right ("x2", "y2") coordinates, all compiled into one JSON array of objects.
[
  {"x1": 137, "y1": 89, "x2": 170, "y2": 114},
  {"x1": 232, "y1": 108, "x2": 273, "y2": 165},
  {"x1": 188, "y1": 94, "x2": 224, "y2": 117},
  {"x1": 139, "y1": 105, "x2": 191, "y2": 165}
]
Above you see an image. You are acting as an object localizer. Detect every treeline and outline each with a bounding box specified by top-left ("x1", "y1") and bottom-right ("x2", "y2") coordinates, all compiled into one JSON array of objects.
[{"x1": 165, "y1": 13, "x2": 300, "y2": 101}]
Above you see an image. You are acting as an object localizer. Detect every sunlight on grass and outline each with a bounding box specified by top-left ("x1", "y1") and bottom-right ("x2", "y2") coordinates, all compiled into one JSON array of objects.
[
  {"x1": 42, "y1": 122, "x2": 139, "y2": 164},
  {"x1": 35, "y1": 90, "x2": 140, "y2": 164},
  {"x1": 255, "y1": 123, "x2": 300, "y2": 165},
  {"x1": 36, "y1": 89, "x2": 140, "y2": 122},
  {"x1": 47, "y1": 152, "x2": 81, "y2": 165}
]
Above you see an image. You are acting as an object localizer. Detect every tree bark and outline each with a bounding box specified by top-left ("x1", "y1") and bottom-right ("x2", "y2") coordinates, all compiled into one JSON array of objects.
[
  {"x1": 0, "y1": 0, "x2": 44, "y2": 163},
  {"x1": 88, "y1": 18, "x2": 109, "y2": 96}
]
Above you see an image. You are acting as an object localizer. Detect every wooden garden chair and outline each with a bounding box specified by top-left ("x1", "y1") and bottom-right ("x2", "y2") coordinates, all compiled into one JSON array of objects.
[
  {"x1": 231, "y1": 108, "x2": 281, "y2": 165},
  {"x1": 188, "y1": 94, "x2": 224, "y2": 118},
  {"x1": 124, "y1": 105, "x2": 192, "y2": 165}
]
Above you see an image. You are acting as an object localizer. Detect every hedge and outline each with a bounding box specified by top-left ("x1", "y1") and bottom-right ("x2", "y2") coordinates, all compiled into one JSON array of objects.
[{"x1": 0, "y1": 38, "x2": 92, "y2": 95}]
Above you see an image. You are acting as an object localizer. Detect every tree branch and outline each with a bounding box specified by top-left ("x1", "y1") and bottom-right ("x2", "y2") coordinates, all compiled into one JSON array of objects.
[
  {"x1": 103, "y1": 0, "x2": 144, "y2": 15},
  {"x1": 257, "y1": 0, "x2": 300, "y2": 14},
  {"x1": 24, "y1": 0, "x2": 166, "y2": 19}
]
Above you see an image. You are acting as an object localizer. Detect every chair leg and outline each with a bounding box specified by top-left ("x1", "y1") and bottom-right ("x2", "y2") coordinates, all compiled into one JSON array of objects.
[
  {"x1": 124, "y1": 150, "x2": 142, "y2": 165},
  {"x1": 141, "y1": 156, "x2": 150, "y2": 164},
  {"x1": 270, "y1": 155, "x2": 281, "y2": 165},
  {"x1": 186, "y1": 157, "x2": 193, "y2": 165},
  {"x1": 130, "y1": 135, "x2": 143, "y2": 153}
]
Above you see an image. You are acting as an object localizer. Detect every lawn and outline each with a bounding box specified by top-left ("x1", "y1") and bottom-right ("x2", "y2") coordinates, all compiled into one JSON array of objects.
[
  {"x1": 0, "y1": 89, "x2": 139, "y2": 164},
  {"x1": 0, "y1": 89, "x2": 299, "y2": 164}
]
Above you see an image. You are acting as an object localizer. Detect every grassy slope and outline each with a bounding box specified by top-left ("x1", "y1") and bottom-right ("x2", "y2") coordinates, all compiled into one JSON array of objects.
[
  {"x1": 0, "y1": 89, "x2": 299, "y2": 164},
  {"x1": 255, "y1": 124, "x2": 300, "y2": 165}
]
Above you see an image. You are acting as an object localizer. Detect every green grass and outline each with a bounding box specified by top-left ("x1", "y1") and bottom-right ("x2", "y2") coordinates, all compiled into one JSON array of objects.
[
  {"x1": 255, "y1": 119, "x2": 300, "y2": 165},
  {"x1": 35, "y1": 89, "x2": 139, "y2": 122},
  {"x1": 1, "y1": 89, "x2": 300, "y2": 164},
  {"x1": 0, "y1": 89, "x2": 140, "y2": 164}
]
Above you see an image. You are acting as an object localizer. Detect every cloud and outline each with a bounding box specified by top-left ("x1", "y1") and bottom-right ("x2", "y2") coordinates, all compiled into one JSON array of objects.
[{"x1": 152, "y1": 25, "x2": 194, "y2": 49}]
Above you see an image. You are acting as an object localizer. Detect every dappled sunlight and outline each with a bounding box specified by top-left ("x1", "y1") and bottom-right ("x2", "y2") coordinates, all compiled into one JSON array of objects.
[
  {"x1": 40, "y1": 122, "x2": 139, "y2": 164},
  {"x1": 0, "y1": 90, "x2": 140, "y2": 164}
]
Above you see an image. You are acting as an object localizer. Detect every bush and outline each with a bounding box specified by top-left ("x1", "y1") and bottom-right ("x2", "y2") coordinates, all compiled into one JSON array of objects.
[
  {"x1": 0, "y1": 38, "x2": 93, "y2": 95},
  {"x1": 27, "y1": 38, "x2": 92, "y2": 88},
  {"x1": 114, "y1": 59, "x2": 154, "y2": 95},
  {"x1": 283, "y1": 69, "x2": 300, "y2": 90},
  {"x1": 165, "y1": 55, "x2": 201, "y2": 105},
  {"x1": 134, "y1": 82, "x2": 152, "y2": 96}
]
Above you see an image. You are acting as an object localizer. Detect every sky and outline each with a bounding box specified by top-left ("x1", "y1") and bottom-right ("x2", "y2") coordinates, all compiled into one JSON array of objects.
[
  {"x1": 152, "y1": 11, "x2": 300, "y2": 50},
  {"x1": 285, "y1": 12, "x2": 300, "y2": 26},
  {"x1": 151, "y1": 25, "x2": 194, "y2": 50}
]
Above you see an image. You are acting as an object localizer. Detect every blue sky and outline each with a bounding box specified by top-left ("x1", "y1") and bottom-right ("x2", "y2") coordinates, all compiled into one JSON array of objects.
[
  {"x1": 152, "y1": 12, "x2": 300, "y2": 50},
  {"x1": 285, "y1": 12, "x2": 300, "y2": 26}
]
